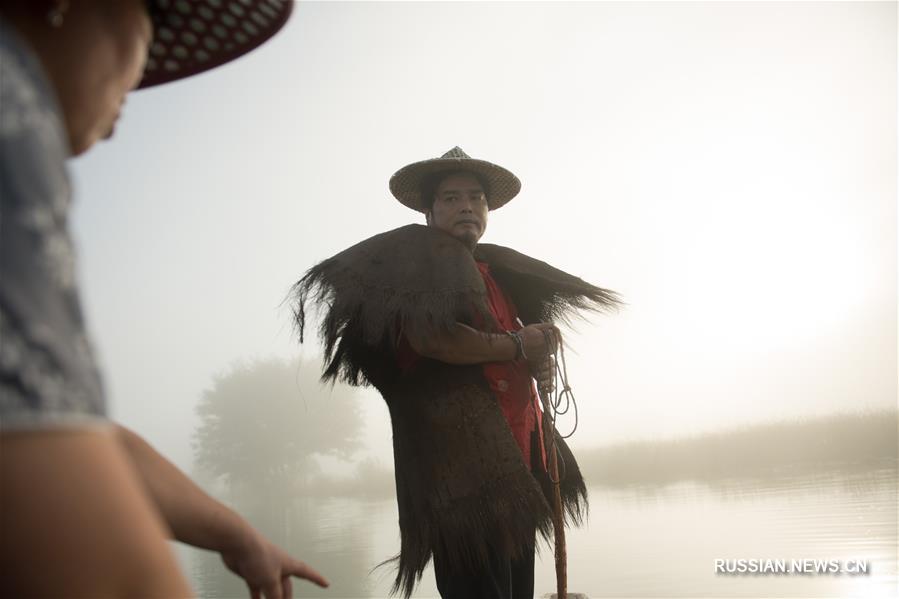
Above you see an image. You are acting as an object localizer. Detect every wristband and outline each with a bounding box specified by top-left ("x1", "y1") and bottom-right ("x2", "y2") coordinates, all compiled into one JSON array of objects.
[{"x1": 506, "y1": 330, "x2": 527, "y2": 360}]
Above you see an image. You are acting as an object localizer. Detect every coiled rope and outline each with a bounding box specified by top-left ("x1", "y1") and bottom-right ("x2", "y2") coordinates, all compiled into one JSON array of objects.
[{"x1": 540, "y1": 328, "x2": 579, "y2": 481}]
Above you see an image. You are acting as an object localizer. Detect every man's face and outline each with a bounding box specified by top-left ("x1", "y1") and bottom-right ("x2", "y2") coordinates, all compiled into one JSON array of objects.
[{"x1": 427, "y1": 172, "x2": 488, "y2": 249}]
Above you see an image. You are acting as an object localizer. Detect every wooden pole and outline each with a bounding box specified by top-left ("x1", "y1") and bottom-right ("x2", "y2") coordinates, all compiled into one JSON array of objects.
[
  {"x1": 539, "y1": 329, "x2": 567, "y2": 599},
  {"x1": 548, "y1": 438, "x2": 567, "y2": 599},
  {"x1": 540, "y1": 385, "x2": 567, "y2": 599}
]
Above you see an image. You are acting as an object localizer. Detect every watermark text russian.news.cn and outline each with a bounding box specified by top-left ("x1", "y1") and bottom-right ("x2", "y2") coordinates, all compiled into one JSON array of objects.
[{"x1": 714, "y1": 558, "x2": 870, "y2": 576}]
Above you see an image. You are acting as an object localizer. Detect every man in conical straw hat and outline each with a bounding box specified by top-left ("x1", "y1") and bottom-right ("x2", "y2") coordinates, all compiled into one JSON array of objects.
[{"x1": 291, "y1": 147, "x2": 619, "y2": 598}]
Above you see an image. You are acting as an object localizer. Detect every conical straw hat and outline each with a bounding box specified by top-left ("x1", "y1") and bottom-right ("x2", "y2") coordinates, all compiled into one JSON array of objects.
[{"x1": 389, "y1": 147, "x2": 521, "y2": 213}]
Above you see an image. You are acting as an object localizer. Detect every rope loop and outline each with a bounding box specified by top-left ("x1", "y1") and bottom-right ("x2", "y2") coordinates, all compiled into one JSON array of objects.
[{"x1": 537, "y1": 326, "x2": 579, "y2": 484}]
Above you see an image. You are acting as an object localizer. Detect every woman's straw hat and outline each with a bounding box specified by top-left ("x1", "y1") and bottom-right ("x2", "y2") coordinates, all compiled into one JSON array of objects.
[
  {"x1": 389, "y1": 147, "x2": 521, "y2": 213},
  {"x1": 139, "y1": 0, "x2": 292, "y2": 88}
]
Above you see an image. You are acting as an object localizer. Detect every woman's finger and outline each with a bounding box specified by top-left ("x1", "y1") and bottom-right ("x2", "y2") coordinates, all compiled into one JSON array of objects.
[
  {"x1": 261, "y1": 580, "x2": 282, "y2": 599},
  {"x1": 286, "y1": 559, "x2": 330, "y2": 588}
]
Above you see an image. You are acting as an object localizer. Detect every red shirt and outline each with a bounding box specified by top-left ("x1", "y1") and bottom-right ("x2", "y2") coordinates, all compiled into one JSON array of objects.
[
  {"x1": 476, "y1": 262, "x2": 546, "y2": 471},
  {"x1": 397, "y1": 262, "x2": 546, "y2": 470}
]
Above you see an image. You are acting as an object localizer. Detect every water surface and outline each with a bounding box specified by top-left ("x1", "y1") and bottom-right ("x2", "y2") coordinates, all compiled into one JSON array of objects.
[{"x1": 182, "y1": 467, "x2": 897, "y2": 598}]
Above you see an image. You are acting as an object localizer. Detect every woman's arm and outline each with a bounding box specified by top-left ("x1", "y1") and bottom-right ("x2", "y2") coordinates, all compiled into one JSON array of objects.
[
  {"x1": 115, "y1": 425, "x2": 329, "y2": 598},
  {"x1": 0, "y1": 428, "x2": 193, "y2": 599}
]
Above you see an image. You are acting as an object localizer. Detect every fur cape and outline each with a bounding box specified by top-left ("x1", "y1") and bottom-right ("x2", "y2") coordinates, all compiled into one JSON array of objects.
[{"x1": 290, "y1": 224, "x2": 619, "y2": 597}]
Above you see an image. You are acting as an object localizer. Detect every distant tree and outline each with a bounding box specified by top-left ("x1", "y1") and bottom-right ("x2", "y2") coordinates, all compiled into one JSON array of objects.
[{"x1": 192, "y1": 357, "x2": 362, "y2": 497}]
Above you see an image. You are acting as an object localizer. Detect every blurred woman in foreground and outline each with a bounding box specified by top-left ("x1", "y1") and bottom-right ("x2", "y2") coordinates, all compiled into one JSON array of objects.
[{"x1": 0, "y1": 1, "x2": 327, "y2": 597}]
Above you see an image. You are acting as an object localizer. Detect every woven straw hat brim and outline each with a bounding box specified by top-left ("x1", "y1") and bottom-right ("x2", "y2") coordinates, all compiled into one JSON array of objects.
[
  {"x1": 390, "y1": 157, "x2": 521, "y2": 213},
  {"x1": 139, "y1": 0, "x2": 292, "y2": 89}
]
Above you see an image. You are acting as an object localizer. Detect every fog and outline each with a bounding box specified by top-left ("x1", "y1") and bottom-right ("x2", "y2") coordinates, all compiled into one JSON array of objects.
[
  {"x1": 66, "y1": 2, "x2": 896, "y2": 594},
  {"x1": 70, "y1": 0, "x2": 894, "y2": 471}
]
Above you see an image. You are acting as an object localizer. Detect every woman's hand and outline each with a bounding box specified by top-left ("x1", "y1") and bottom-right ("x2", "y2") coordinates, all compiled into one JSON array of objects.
[{"x1": 220, "y1": 528, "x2": 329, "y2": 599}]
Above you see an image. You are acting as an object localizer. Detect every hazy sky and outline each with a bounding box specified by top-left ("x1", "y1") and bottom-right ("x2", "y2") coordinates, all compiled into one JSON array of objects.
[{"x1": 69, "y1": 1, "x2": 896, "y2": 471}]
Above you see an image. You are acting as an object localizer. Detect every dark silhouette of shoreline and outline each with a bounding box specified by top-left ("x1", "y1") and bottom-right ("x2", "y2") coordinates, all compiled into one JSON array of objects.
[
  {"x1": 311, "y1": 410, "x2": 898, "y2": 496},
  {"x1": 577, "y1": 409, "x2": 897, "y2": 486}
]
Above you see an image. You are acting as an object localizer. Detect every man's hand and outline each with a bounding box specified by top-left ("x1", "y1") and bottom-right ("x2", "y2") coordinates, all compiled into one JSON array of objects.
[
  {"x1": 221, "y1": 528, "x2": 329, "y2": 599},
  {"x1": 516, "y1": 323, "x2": 560, "y2": 361}
]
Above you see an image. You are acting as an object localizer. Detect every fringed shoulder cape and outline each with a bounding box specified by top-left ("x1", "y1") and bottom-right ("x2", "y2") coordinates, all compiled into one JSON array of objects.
[{"x1": 290, "y1": 224, "x2": 619, "y2": 597}]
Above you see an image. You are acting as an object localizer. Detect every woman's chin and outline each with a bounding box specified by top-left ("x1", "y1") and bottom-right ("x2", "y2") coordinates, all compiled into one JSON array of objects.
[{"x1": 68, "y1": 127, "x2": 111, "y2": 157}]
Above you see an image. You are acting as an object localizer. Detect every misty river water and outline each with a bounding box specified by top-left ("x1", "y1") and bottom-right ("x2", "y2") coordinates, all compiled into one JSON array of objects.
[{"x1": 179, "y1": 467, "x2": 897, "y2": 598}]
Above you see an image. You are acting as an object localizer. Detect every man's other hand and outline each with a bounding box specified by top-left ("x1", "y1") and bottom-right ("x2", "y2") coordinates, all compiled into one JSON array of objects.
[{"x1": 530, "y1": 355, "x2": 556, "y2": 395}]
